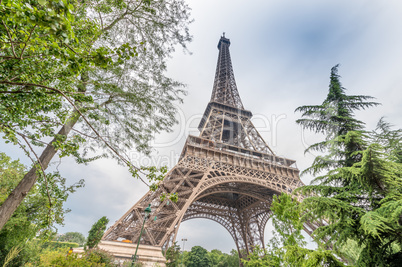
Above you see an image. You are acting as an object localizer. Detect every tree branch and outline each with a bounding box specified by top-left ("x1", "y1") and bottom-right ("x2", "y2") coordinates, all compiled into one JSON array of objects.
[
  {"x1": 0, "y1": 80, "x2": 149, "y2": 184},
  {"x1": 17, "y1": 133, "x2": 53, "y2": 209},
  {"x1": 0, "y1": 55, "x2": 40, "y2": 59},
  {"x1": 102, "y1": 0, "x2": 144, "y2": 32},
  {"x1": 64, "y1": 43, "x2": 78, "y2": 54},
  {"x1": 20, "y1": 25, "x2": 37, "y2": 59},
  {"x1": 2, "y1": 20, "x2": 17, "y2": 58}
]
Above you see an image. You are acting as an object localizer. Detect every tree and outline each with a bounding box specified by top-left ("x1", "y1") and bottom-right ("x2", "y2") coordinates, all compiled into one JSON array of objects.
[
  {"x1": 244, "y1": 65, "x2": 401, "y2": 266},
  {"x1": 297, "y1": 131, "x2": 402, "y2": 266},
  {"x1": 208, "y1": 249, "x2": 225, "y2": 267},
  {"x1": 243, "y1": 193, "x2": 305, "y2": 266},
  {"x1": 294, "y1": 66, "x2": 402, "y2": 265},
  {"x1": 186, "y1": 246, "x2": 211, "y2": 267},
  {"x1": 181, "y1": 250, "x2": 190, "y2": 267},
  {"x1": 268, "y1": 193, "x2": 306, "y2": 266},
  {"x1": 0, "y1": 0, "x2": 192, "y2": 230},
  {"x1": 57, "y1": 232, "x2": 86, "y2": 246},
  {"x1": 242, "y1": 246, "x2": 271, "y2": 267},
  {"x1": 0, "y1": 152, "x2": 78, "y2": 266},
  {"x1": 225, "y1": 249, "x2": 240, "y2": 267},
  {"x1": 0, "y1": 153, "x2": 33, "y2": 264},
  {"x1": 242, "y1": 193, "x2": 344, "y2": 267},
  {"x1": 295, "y1": 64, "x2": 378, "y2": 170},
  {"x1": 86, "y1": 216, "x2": 109, "y2": 249},
  {"x1": 168, "y1": 246, "x2": 238, "y2": 267},
  {"x1": 165, "y1": 241, "x2": 181, "y2": 267},
  {"x1": 208, "y1": 249, "x2": 240, "y2": 267},
  {"x1": 269, "y1": 193, "x2": 306, "y2": 257}
]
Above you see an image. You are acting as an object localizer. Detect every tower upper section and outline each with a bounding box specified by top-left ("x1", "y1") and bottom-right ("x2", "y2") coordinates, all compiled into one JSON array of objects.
[
  {"x1": 210, "y1": 34, "x2": 244, "y2": 110},
  {"x1": 197, "y1": 35, "x2": 275, "y2": 155}
]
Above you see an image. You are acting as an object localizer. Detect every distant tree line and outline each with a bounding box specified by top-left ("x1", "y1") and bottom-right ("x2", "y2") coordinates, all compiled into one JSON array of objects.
[
  {"x1": 56, "y1": 232, "x2": 86, "y2": 246},
  {"x1": 166, "y1": 243, "x2": 240, "y2": 267}
]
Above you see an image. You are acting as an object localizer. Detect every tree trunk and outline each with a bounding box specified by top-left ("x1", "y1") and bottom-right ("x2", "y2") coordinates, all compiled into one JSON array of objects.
[{"x1": 0, "y1": 111, "x2": 80, "y2": 230}]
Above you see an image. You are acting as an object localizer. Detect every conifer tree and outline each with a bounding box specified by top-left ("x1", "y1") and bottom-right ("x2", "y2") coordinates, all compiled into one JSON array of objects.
[
  {"x1": 295, "y1": 64, "x2": 378, "y2": 171},
  {"x1": 295, "y1": 65, "x2": 402, "y2": 266}
]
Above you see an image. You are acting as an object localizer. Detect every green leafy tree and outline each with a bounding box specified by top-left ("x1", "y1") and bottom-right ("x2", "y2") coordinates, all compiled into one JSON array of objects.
[
  {"x1": 243, "y1": 198, "x2": 348, "y2": 267},
  {"x1": 166, "y1": 241, "x2": 181, "y2": 267},
  {"x1": 269, "y1": 193, "x2": 306, "y2": 258},
  {"x1": 208, "y1": 249, "x2": 223, "y2": 266},
  {"x1": 0, "y1": 0, "x2": 191, "y2": 231},
  {"x1": 180, "y1": 250, "x2": 190, "y2": 267},
  {"x1": 294, "y1": 66, "x2": 402, "y2": 265},
  {"x1": 186, "y1": 246, "x2": 211, "y2": 267},
  {"x1": 225, "y1": 249, "x2": 240, "y2": 267},
  {"x1": 242, "y1": 246, "x2": 271, "y2": 267},
  {"x1": 56, "y1": 232, "x2": 86, "y2": 246},
  {"x1": 171, "y1": 246, "x2": 239, "y2": 267},
  {"x1": 243, "y1": 194, "x2": 305, "y2": 266},
  {"x1": 86, "y1": 216, "x2": 109, "y2": 249},
  {"x1": 0, "y1": 0, "x2": 109, "y2": 230},
  {"x1": 0, "y1": 153, "x2": 78, "y2": 266},
  {"x1": 0, "y1": 153, "x2": 33, "y2": 264},
  {"x1": 194, "y1": 247, "x2": 239, "y2": 267}
]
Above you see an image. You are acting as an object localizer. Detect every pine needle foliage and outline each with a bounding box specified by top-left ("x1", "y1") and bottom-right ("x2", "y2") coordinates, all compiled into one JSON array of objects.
[
  {"x1": 295, "y1": 65, "x2": 402, "y2": 266},
  {"x1": 296, "y1": 64, "x2": 379, "y2": 170},
  {"x1": 284, "y1": 246, "x2": 345, "y2": 267}
]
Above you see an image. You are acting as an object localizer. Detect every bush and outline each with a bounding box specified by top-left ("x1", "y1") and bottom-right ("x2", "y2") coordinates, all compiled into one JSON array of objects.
[
  {"x1": 26, "y1": 247, "x2": 117, "y2": 266},
  {"x1": 85, "y1": 248, "x2": 115, "y2": 265}
]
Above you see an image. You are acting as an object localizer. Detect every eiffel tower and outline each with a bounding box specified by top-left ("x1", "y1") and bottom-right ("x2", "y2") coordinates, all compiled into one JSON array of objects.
[{"x1": 103, "y1": 34, "x2": 303, "y2": 259}]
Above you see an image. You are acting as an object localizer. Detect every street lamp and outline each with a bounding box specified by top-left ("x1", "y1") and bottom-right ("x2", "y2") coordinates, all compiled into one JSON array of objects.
[
  {"x1": 131, "y1": 204, "x2": 152, "y2": 267},
  {"x1": 179, "y1": 238, "x2": 187, "y2": 266}
]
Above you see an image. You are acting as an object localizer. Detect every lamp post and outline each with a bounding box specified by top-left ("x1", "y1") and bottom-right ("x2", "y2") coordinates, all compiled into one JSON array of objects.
[
  {"x1": 131, "y1": 204, "x2": 152, "y2": 267},
  {"x1": 179, "y1": 238, "x2": 187, "y2": 266}
]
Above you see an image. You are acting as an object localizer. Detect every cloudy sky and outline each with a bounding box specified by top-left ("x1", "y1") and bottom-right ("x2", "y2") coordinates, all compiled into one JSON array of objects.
[{"x1": 2, "y1": 0, "x2": 402, "y2": 253}]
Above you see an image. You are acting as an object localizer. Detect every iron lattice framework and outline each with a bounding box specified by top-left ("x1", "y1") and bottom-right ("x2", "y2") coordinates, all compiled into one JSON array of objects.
[
  {"x1": 210, "y1": 35, "x2": 244, "y2": 109},
  {"x1": 103, "y1": 35, "x2": 305, "y2": 258}
]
